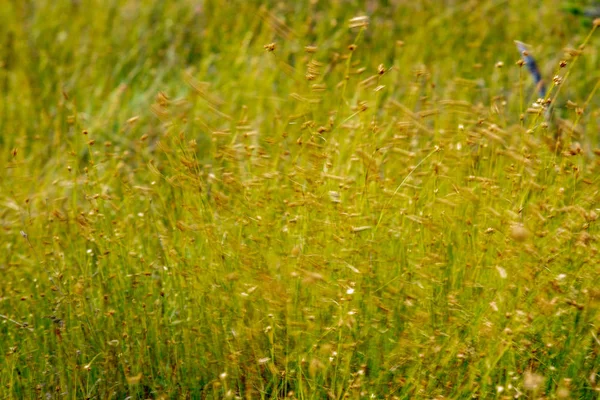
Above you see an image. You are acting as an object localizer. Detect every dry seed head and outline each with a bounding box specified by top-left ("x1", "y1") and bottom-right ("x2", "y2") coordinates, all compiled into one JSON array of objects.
[
  {"x1": 594, "y1": 18, "x2": 600, "y2": 27},
  {"x1": 495, "y1": 61, "x2": 504, "y2": 68},
  {"x1": 516, "y1": 59, "x2": 525, "y2": 67},
  {"x1": 565, "y1": 47, "x2": 582, "y2": 57},
  {"x1": 305, "y1": 45, "x2": 317, "y2": 53},
  {"x1": 578, "y1": 231, "x2": 592, "y2": 246},
  {"x1": 510, "y1": 223, "x2": 530, "y2": 242},
  {"x1": 328, "y1": 191, "x2": 341, "y2": 203},
  {"x1": 552, "y1": 75, "x2": 562, "y2": 85},
  {"x1": 308, "y1": 59, "x2": 322, "y2": 75},
  {"x1": 496, "y1": 266, "x2": 507, "y2": 279},
  {"x1": 523, "y1": 371, "x2": 544, "y2": 391},
  {"x1": 377, "y1": 64, "x2": 386, "y2": 75},
  {"x1": 264, "y1": 42, "x2": 276, "y2": 52},
  {"x1": 349, "y1": 16, "x2": 369, "y2": 29},
  {"x1": 566, "y1": 99, "x2": 578, "y2": 109},
  {"x1": 157, "y1": 91, "x2": 169, "y2": 104},
  {"x1": 348, "y1": 44, "x2": 357, "y2": 51},
  {"x1": 557, "y1": 386, "x2": 570, "y2": 398},
  {"x1": 559, "y1": 60, "x2": 567, "y2": 68},
  {"x1": 291, "y1": 245, "x2": 301, "y2": 257}
]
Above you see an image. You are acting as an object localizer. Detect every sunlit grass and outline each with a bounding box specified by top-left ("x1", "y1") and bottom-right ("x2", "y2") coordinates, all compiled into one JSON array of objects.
[{"x1": 1, "y1": 1, "x2": 600, "y2": 398}]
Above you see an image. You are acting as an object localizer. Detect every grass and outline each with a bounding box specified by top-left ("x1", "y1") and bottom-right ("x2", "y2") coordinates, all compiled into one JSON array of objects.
[{"x1": 1, "y1": 0, "x2": 600, "y2": 398}]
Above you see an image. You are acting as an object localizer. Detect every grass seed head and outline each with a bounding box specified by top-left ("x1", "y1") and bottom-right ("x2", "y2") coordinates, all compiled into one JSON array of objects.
[
  {"x1": 349, "y1": 16, "x2": 369, "y2": 29},
  {"x1": 3, "y1": 3, "x2": 600, "y2": 398},
  {"x1": 510, "y1": 223, "x2": 530, "y2": 242},
  {"x1": 523, "y1": 371, "x2": 544, "y2": 391}
]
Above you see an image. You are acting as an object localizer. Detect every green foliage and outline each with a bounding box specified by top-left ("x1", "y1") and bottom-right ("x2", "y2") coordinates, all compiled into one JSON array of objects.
[{"x1": 1, "y1": 1, "x2": 600, "y2": 398}]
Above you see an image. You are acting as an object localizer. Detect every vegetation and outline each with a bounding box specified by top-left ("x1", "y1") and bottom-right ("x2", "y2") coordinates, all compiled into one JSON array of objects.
[{"x1": 1, "y1": 1, "x2": 600, "y2": 398}]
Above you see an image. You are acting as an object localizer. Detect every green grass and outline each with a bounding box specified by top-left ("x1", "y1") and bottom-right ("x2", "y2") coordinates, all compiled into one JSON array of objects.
[{"x1": 1, "y1": 1, "x2": 600, "y2": 398}]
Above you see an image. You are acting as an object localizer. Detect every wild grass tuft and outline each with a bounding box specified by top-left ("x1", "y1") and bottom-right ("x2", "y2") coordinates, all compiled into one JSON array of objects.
[{"x1": 1, "y1": 1, "x2": 600, "y2": 398}]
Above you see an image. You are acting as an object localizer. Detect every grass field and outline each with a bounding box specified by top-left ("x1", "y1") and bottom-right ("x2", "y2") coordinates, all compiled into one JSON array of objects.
[{"x1": 1, "y1": 1, "x2": 600, "y2": 398}]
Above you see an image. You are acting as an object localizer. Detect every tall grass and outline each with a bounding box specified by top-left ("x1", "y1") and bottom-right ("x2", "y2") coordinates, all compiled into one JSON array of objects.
[{"x1": 1, "y1": 1, "x2": 600, "y2": 398}]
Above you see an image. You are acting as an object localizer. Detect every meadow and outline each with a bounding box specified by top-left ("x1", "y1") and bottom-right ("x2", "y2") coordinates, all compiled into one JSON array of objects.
[{"x1": 1, "y1": 0, "x2": 600, "y2": 398}]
